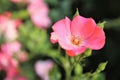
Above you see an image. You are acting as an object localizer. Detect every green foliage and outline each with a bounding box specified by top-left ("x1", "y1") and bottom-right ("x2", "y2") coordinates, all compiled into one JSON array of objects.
[
  {"x1": 49, "y1": 65, "x2": 61, "y2": 80},
  {"x1": 18, "y1": 20, "x2": 59, "y2": 59}
]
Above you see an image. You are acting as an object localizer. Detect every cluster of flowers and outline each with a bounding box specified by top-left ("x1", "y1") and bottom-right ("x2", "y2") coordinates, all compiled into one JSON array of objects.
[
  {"x1": 0, "y1": 12, "x2": 27, "y2": 80},
  {"x1": 0, "y1": 0, "x2": 53, "y2": 80}
]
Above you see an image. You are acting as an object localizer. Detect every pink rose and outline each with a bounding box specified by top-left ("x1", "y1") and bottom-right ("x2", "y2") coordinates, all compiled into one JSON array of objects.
[{"x1": 50, "y1": 15, "x2": 105, "y2": 56}]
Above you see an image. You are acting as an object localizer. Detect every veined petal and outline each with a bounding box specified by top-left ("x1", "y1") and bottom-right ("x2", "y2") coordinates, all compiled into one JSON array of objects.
[
  {"x1": 66, "y1": 46, "x2": 86, "y2": 56},
  {"x1": 51, "y1": 17, "x2": 74, "y2": 49},
  {"x1": 71, "y1": 15, "x2": 96, "y2": 38},
  {"x1": 85, "y1": 26, "x2": 105, "y2": 49}
]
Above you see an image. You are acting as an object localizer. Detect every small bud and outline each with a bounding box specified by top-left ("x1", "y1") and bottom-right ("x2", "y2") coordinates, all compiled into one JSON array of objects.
[
  {"x1": 74, "y1": 64, "x2": 83, "y2": 75},
  {"x1": 94, "y1": 61, "x2": 108, "y2": 74},
  {"x1": 84, "y1": 48, "x2": 92, "y2": 57},
  {"x1": 97, "y1": 21, "x2": 106, "y2": 29},
  {"x1": 98, "y1": 61, "x2": 108, "y2": 71}
]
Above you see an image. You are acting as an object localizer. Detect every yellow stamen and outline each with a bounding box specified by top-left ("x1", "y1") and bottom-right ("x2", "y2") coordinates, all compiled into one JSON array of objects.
[{"x1": 71, "y1": 36, "x2": 83, "y2": 46}]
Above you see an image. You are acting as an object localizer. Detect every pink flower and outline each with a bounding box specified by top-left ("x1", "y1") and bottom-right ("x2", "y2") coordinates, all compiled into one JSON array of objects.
[
  {"x1": 0, "y1": 52, "x2": 27, "y2": 80},
  {"x1": 34, "y1": 60, "x2": 54, "y2": 80},
  {"x1": 50, "y1": 15, "x2": 105, "y2": 56},
  {"x1": 1, "y1": 42, "x2": 28, "y2": 62},
  {"x1": 0, "y1": 53, "x2": 11, "y2": 69},
  {"x1": 5, "y1": 66, "x2": 18, "y2": 80},
  {"x1": 1, "y1": 41, "x2": 21, "y2": 56},
  {"x1": 27, "y1": 0, "x2": 51, "y2": 29},
  {"x1": 0, "y1": 52, "x2": 18, "y2": 69},
  {"x1": 0, "y1": 52, "x2": 19, "y2": 80},
  {"x1": 0, "y1": 12, "x2": 22, "y2": 42}
]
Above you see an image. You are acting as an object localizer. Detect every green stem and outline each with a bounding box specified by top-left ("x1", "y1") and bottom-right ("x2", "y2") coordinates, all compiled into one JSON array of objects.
[{"x1": 65, "y1": 68, "x2": 72, "y2": 80}]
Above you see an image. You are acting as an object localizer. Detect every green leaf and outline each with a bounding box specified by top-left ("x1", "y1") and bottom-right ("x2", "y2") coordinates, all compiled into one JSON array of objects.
[{"x1": 12, "y1": 9, "x2": 29, "y2": 19}]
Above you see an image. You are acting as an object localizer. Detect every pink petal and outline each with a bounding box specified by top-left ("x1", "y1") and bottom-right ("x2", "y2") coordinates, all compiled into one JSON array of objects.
[
  {"x1": 51, "y1": 17, "x2": 74, "y2": 49},
  {"x1": 85, "y1": 26, "x2": 105, "y2": 49},
  {"x1": 66, "y1": 46, "x2": 86, "y2": 56},
  {"x1": 50, "y1": 32, "x2": 58, "y2": 43},
  {"x1": 71, "y1": 15, "x2": 96, "y2": 38}
]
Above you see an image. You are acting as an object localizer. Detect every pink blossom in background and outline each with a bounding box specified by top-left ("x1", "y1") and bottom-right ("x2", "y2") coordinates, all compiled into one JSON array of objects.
[
  {"x1": 27, "y1": 0, "x2": 51, "y2": 29},
  {"x1": 0, "y1": 52, "x2": 18, "y2": 70},
  {"x1": 0, "y1": 52, "x2": 19, "y2": 80},
  {"x1": 0, "y1": 12, "x2": 22, "y2": 42},
  {"x1": 34, "y1": 60, "x2": 54, "y2": 80},
  {"x1": 10, "y1": 0, "x2": 51, "y2": 29},
  {"x1": 0, "y1": 49, "x2": 27, "y2": 80},
  {"x1": 1, "y1": 41, "x2": 21, "y2": 56},
  {"x1": 5, "y1": 66, "x2": 18, "y2": 80},
  {"x1": 50, "y1": 15, "x2": 105, "y2": 56},
  {"x1": 0, "y1": 53, "x2": 12, "y2": 69},
  {"x1": 1, "y1": 42, "x2": 28, "y2": 62}
]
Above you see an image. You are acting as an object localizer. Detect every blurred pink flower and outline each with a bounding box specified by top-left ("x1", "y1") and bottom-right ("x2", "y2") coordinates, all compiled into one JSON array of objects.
[
  {"x1": 1, "y1": 42, "x2": 28, "y2": 62},
  {"x1": 5, "y1": 66, "x2": 18, "y2": 80},
  {"x1": 0, "y1": 52, "x2": 19, "y2": 80},
  {"x1": 1, "y1": 41, "x2": 21, "y2": 56},
  {"x1": 10, "y1": 0, "x2": 51, "y2": 29},
  {"x1": 0, "y1": 50, "x2": 27, "y2": 80},
  {"x1": 27, "y1": 0, "x2": 51, "y2": 29},
  {"x1": 0, "y1": 12, "x2": 22, "y2": 42},
  {"x1": 50, "y1": 15, "x2": 105, "y2": 56},
  {"x1": 0, "y1": 52, "x2": 18, "y2": 70},
  {"x1": 34, "y1": 60, "x2": 54, "y2": 80},
  {"x1": 0, "y1": 53, "x2": 11, "y2": 69}
]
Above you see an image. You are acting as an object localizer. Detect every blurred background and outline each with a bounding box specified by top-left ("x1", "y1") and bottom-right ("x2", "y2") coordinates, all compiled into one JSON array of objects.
[{"x1": 0, "y1": 0, "x2": 120, "y2": 80}]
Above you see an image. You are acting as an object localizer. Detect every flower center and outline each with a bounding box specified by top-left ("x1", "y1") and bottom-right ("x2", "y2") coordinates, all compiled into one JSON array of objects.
[{"x1": 71, "y1": 36, "x2": 83, "y2": 46}]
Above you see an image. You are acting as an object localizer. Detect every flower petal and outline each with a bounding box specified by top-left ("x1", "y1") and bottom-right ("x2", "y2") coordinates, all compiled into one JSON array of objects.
[
  {"x1": 50, "y1": 32, "x2": 58, "y2": 44},
  {"x1": 51, "y1": 17, "x2": 74, "y2": 49},
  {"x1": 66, "y1": 46, "x2": 86, "y2": 56},
  {"x1": 71, "y1": 15, "x2": 96, "y2": 38},
  {"x1": 85, "y1": 26, "x2": 105, "y2": 49}
]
